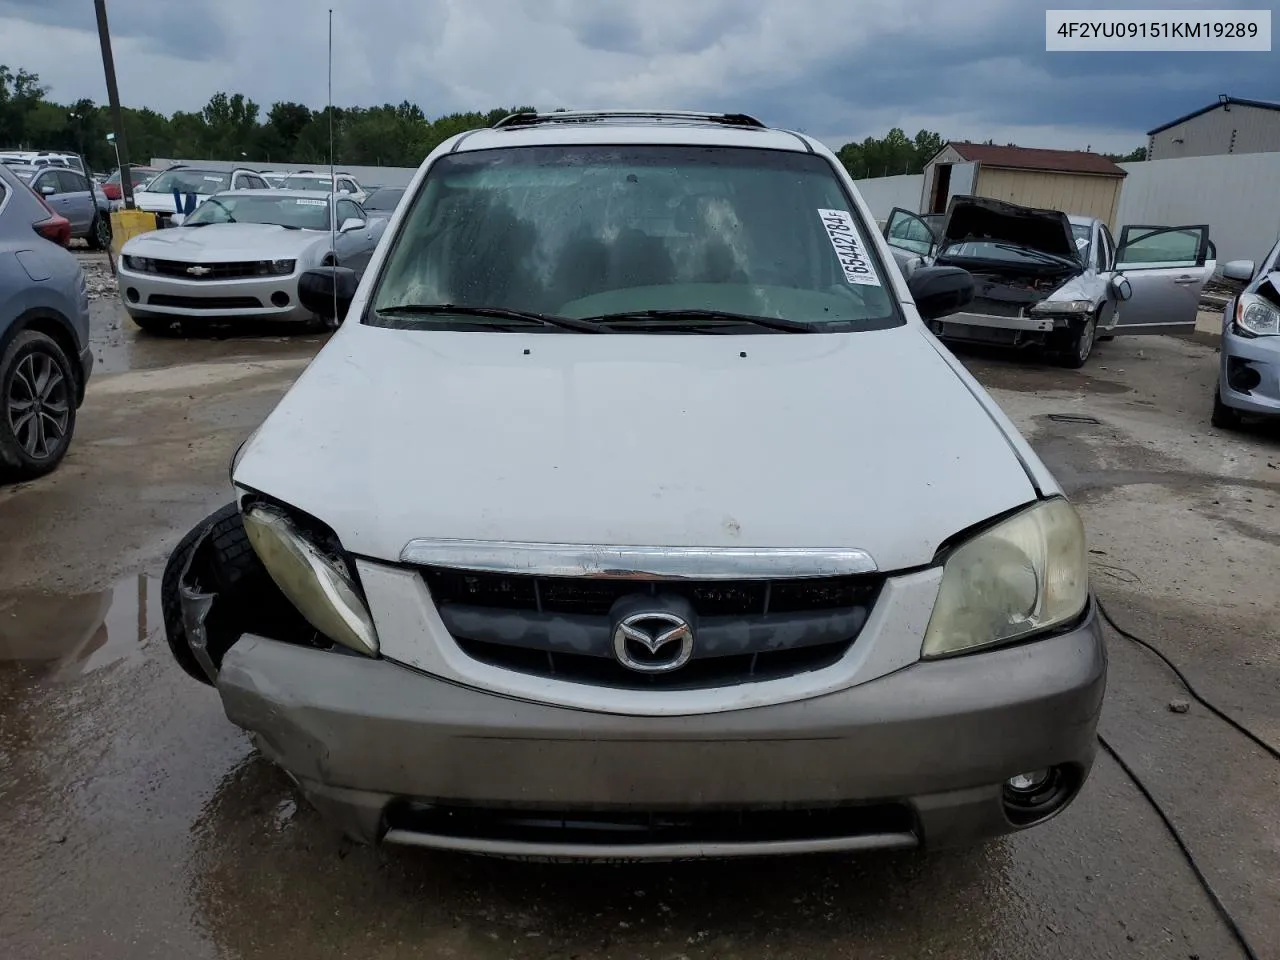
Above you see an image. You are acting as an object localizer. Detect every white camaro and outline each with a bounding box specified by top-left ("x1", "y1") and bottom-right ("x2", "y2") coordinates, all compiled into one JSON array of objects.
[{"x1": 117, "y1": 189, "x2": 387, "y2": 334}]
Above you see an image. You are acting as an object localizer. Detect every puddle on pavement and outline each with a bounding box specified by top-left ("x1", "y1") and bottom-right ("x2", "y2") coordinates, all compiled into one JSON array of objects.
[{"x1": 0, "y1": 574, "x2": 163, "y2": 682}]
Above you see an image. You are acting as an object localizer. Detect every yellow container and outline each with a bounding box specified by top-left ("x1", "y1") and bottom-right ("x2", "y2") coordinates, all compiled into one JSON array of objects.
[{"x1": 108, "y1": 209, "x2": 158, "y2": 273}]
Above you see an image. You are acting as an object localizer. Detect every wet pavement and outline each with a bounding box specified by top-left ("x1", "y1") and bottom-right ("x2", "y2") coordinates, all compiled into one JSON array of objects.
[{"x1": 1, "y1": 293, "x2": 1276, "y2": 959}]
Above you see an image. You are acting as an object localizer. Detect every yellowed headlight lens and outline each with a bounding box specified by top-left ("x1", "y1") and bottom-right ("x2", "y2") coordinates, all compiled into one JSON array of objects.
[
  {"x1": 242, "y1": 504, "x2": 379, "y2": 656},
  {"x1": 922, "y1": 498, "x2": 1088, "y2": 658}
]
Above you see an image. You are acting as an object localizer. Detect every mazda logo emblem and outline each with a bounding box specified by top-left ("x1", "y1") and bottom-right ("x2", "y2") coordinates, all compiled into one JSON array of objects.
[{"x1": 612, "y1": 611, "x2": 695, "y2": 674}]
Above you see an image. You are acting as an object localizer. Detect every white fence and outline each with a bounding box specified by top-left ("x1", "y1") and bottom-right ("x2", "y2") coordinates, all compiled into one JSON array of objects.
[
  {"x1": 850, "y1": 151, "x2": 1280, "y2": 267},
  {"x1": 149, "y1": 158, "x2": 421, "y2": 187},
  {"x1": 853, "y1": 173, "x2": 924, "y2": 221},
  {"x1": 1116, "y1": 153, "x2": 1280, "y2": 266}
]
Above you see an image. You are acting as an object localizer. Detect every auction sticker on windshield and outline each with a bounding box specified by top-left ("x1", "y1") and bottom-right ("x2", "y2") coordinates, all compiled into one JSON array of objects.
[{"x1": 818, "y1": 209, "x2": 881, "y2": 286}]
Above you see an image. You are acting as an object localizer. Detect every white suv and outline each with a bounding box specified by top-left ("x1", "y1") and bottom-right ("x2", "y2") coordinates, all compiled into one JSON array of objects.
[
  {"x1": 131, "y1": 165, "x2": 270, "y2": 227},
  {"x1": 162, "y1": 110, "x2": 1104, "y2": 858}
]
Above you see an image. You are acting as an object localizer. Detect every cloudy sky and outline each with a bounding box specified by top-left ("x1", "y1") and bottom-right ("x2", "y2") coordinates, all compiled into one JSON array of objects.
[{"x1": 0, "y1": 0, "x2": 1275, "y2": 154}]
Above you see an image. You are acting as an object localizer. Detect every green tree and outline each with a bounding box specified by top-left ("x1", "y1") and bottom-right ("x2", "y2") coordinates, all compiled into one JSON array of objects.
[
  {"x1": 836, "y1": 127, "x2": 944, "y2": 180},
  {"x1": 1104, "y1": 146, "x2": 1147, "y2": 163}
]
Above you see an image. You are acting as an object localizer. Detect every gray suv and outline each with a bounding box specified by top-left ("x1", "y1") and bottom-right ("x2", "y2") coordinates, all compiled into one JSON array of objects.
[{"x1": 0, "y1": 164, "x2": 93, "y2": 480}]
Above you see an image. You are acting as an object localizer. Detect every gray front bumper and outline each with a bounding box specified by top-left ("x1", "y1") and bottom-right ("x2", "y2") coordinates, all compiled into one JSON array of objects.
[{"x1": 215, "y1": 610, "x2": 1106, "y2": 856}]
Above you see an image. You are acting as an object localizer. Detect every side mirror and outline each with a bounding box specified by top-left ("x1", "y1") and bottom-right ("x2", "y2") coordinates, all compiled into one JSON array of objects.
[
  {"x1": 906, "y1": 265, "x2": 974, "y2": 321},
  {"x1": 39, "y1": 184, "x2": 56, "y2": 196},
  {"x1": 1110, "y1": 274, "x2": 1133, "y2": 301},
  {"x1": 298, "y1": 266, "x2": 359, "y2": 323},
  {"x1": 339, "y1": 217, "x2": 365, "y2": 234},
  {"x1": 1222, "y1": 259, "x2": 1255, "y2": 282}
]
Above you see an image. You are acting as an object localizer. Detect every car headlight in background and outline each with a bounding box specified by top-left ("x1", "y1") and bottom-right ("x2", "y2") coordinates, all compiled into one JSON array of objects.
[
  {"x1": 922, "y1": 498, "x2": 1088, "y2": 658},
  {"x1": 242, "y1": 503, "x2": 379, "y2": 657},
  {"x1": 123, "y1": 255, "x2": 155, "y2": 272},
  {"x1": 1031, "y1": 299, "x2": 1093, "y2": 315},
  {"x1": 256, "y1": 259, "x2": 296, "y2": 276},
  {"x1": 1233, "y1": 292, "x2": 1280, "y2": 337}
]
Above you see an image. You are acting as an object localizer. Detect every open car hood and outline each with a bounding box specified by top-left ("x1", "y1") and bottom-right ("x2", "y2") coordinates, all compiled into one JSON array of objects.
[{"x1": 941, "y1": 195, "x2": 1078, "y2": 262}]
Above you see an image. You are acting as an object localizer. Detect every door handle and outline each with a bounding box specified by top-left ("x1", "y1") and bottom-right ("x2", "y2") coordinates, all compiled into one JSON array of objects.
[{"x1": 1173, "y1": 276, "x2": 1199, "y2": 284}]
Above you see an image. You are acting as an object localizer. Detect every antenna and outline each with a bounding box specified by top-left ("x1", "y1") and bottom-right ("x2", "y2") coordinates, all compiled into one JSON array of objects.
[{"x1": 327, "y1": 7, "x2": 337, "y2": 323}]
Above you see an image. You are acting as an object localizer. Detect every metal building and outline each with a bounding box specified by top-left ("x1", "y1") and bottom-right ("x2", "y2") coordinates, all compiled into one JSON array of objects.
[
  {"x1": 919, "y1": 142, "x2": 1127, "y2": 226},
  {"x1": 1147, "y1": 96, "x2": 1280, "y2": 161}
]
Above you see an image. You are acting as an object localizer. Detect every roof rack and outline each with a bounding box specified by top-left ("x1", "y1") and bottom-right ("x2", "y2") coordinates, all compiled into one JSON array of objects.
[{"x1": 492, "y1": 109, "x2": 766, "y2": 130}]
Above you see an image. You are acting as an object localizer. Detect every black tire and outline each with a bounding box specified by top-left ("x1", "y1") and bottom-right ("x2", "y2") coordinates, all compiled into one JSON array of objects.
[
  {"x1": 1055, "y1": 313, "x2": 1098, "y2": 369},
  {"x1": 0, "y1": 330, "x2": 78, "y2": 481},
  {"x1": 131, "y1": 315, "x2": 180, "y2": 336},
  {"x1": 87, "y1": 214, "x2": 111, "y2": 251},
  {"x1": 161, "y1": 502, "x2": 254, "y2": 685},
  {"x1": 1211, "y1": 383, "x2": 1244, "y2": 430}
]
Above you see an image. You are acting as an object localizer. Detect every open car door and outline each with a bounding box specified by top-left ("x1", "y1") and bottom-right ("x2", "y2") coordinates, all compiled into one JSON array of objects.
[
  {"x1": 1112, "y1": 224, "x2": 1214, "y2": 334},
  {"x1": 882, "y1": 207, "x2": 937, "y2": 274}
]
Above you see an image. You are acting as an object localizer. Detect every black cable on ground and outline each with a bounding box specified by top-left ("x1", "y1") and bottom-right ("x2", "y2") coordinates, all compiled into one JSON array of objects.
[
  {"x1": 1096, "y1": 733, "x2": 1260, "y2": 960},
  {"x1": 1092, "y1": 597, "x2": 1278, "y2": 959},
  {"x1": 1095, "y1": 597, "x2": 1280, "y2": 763}
]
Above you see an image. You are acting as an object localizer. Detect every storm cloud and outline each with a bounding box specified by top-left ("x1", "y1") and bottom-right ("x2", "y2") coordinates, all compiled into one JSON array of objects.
[{"x1": 0, "y1": 0, "x2": 1274, "y2": 154}]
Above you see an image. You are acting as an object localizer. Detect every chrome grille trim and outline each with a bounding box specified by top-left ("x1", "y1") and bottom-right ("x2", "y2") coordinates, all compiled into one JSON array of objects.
[{"x1": 399, "y1": 541, "x2": 878, "y2": 579}]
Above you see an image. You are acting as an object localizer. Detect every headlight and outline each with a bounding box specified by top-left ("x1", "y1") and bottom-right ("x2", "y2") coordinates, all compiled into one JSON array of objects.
[
  {"x1": 1234, "y1": 292, "x2": 1280, "y2": 337},
  {"x1": 258, "y1": 259, "x2": 296, "y2": 276},
  {"x1": 123, "y1": 255, "x2": 154, "y2": 272},
  {"x1": 242, "y1": 503, "x2": 379, "y2": 657},
  {"x1": 1031, "y1": 299, "x2": 1093, "y2": 314},
  {"x1": 922, "y1": 498, "x2": 1088, "y2": 658}
]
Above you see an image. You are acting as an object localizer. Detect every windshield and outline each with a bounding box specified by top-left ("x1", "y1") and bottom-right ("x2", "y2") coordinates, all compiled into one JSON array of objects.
[
  {"x1": 368, "y1": 145, "x2": 898, "y2": 331},
  {"x1": 143, "y1": 169, "x2": 231, "y2": 195},
  {"x1": 282, "y1": 174, "x2": 337, "y2": 191},
  {"x1": 183, "y1": 194, "x2": 331, "y2": 229},
  {"x1": 364, "y1": 187, "x2": 404, "y2": 210},
  {"x1": 939, "y1": 239, "x2": 1075, "y2": 266}
]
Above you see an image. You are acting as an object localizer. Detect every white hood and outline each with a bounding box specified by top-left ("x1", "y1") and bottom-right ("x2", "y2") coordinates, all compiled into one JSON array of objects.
[
  {"x1": 121, "y1": 223, "x2": 324, "y2": 261},
  {"x1": 234, "y1": 324, "x2": 1038, "y2": 572}
]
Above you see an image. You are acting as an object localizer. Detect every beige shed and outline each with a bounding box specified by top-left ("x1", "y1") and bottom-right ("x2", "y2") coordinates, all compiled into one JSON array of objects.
[{"x1": 920, "y1": 143, "x2": 1127, "y2": 227}]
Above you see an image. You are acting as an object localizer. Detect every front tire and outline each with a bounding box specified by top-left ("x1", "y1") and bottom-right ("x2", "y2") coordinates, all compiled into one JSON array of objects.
[
  {"x1": 1211, "y1": 382, "x2": 1244, "y2": 430},
  {"x1": 161, "y1": 503, "x2": 253, "y2": 685},
  {"x1": 88, "y1": 213, "x2": 112, "y2": 251},
  {"x1": 0, "y1": 330, "x2": 78, "y2": 481},
  {"x1": 1056, "y1": 313, "x2": 1097, "y2": 369}
]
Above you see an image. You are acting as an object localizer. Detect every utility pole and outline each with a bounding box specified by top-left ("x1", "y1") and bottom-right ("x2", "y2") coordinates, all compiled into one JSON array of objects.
[{"x1": 94, "y1": 0, "x2": 134, "y2": 208}]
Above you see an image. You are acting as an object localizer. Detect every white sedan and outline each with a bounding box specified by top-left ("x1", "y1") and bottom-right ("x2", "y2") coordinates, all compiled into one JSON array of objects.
[{"x1": 116, "y1": 189, "x2": 387, "y2": 334}]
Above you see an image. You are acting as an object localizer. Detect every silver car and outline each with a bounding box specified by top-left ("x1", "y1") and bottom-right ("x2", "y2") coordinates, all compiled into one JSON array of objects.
[
  {"x1": 0, "y1": 164, "x2": 93, "y2": 480},
  {"x1": 23, "y1": 165, "x2": 113, "y2": 250},
  {"x1": 884, "y1": 197, "x2": 1216, "y2": 367},
  {"x1": 1212, "y1": 237, "x2": 1280, "y2": 428},
  {"x1": 117, "y1": 189, "x2": 387, "y2": 334}
]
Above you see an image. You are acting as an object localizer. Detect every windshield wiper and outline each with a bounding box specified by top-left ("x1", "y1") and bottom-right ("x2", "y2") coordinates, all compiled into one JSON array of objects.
[
  {"x1": 192, "y1": 197, "x2": 236, "y2": 223},
  {"x1": 373, "y1": 304, "x2": 608, "y2": 333},
  {"x1": 583, "y1": 309, "x2": 815, "y2": 333}
]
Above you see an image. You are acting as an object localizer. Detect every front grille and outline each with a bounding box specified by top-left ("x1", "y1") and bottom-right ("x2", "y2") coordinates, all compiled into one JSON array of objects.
[
  {"x1": 968, "y1": 296, "x2": 1028, "y2": 318},
  {"x1": 385, "y1": 800, "x2": 916, "y2": 848},
  {"x1": 146, "y1": 259, "x2": 275, "y2": 280},
  {"x1": 422, "y1": 568, "x2": 882, "y2": 689},
  {"x1": 147, "y1": 294, "x2": 262, "y2": 310}
]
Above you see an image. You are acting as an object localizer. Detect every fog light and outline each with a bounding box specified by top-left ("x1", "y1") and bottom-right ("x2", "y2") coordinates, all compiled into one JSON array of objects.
[
  {"x1": 271, "y1": 291, "x2": 291, "y2": 308},
  {"x1": 1226, "y1": 357, "x2": 1261, "y2": 393},
  {"x1": 1006, "y1": 770, "x2": 1052, "y2": 794},
  {"x1": 125, "y1": 287, "x2": 140, "y2": 303}
]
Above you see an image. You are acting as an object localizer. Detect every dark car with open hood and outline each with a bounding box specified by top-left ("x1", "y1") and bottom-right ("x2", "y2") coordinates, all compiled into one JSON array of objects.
[{"x1": 883, "y1": 195, "x2": 1217, "y2": 367}]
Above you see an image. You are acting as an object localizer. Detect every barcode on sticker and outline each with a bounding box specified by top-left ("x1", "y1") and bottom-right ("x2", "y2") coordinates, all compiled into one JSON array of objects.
[
  {"x1": 295, "y1": 199, "x2": 327, "y2": 206},
  {"x1": 817, "y1": 209, "x2": 881, "y2": 286}
]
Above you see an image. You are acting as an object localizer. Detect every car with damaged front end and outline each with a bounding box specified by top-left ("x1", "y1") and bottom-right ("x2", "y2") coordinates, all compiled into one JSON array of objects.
[
  {"x1": 1211, "y1": 236, "x2": 1280, "y2": 429},
  {"x1": 162, "y1": 110, "x2": 1105, "y2": 861},
  {"x1": 883, "y1": 196, "x2": 1215, "y2": 367}
]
